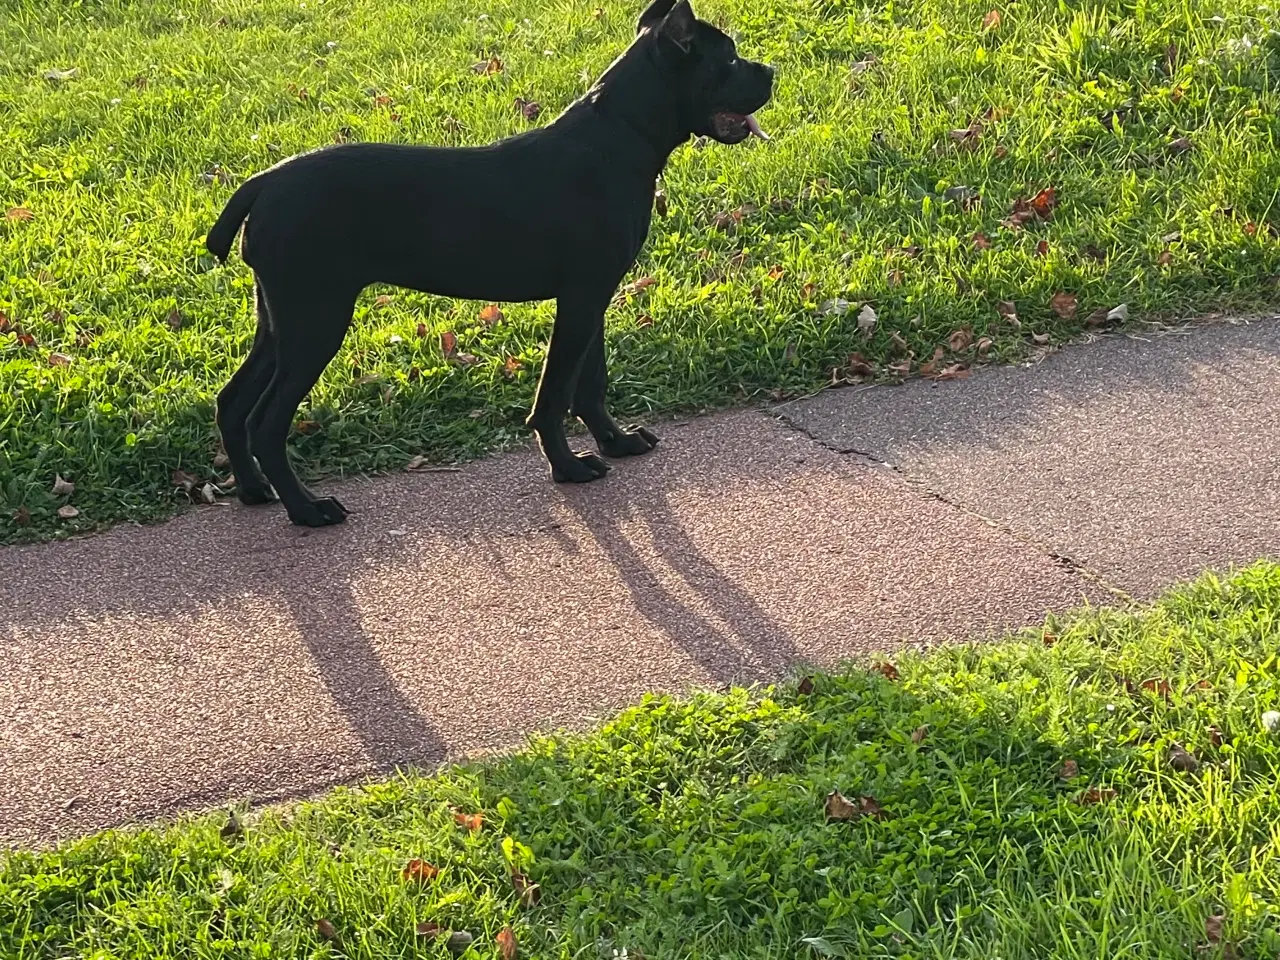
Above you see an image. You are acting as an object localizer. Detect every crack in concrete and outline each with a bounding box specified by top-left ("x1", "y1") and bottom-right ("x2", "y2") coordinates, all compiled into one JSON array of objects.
[{"x1": 767, "y1": 407, "x2": 1135, "y2": 605}]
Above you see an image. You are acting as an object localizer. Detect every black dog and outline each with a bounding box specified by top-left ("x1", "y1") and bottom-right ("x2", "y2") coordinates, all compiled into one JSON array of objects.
[{"x1": 205, "y1": 0, "x2": 773, "y2": 527}]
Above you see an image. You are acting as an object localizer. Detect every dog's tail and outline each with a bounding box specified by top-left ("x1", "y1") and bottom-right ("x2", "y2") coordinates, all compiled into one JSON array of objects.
[{"x1": 206, "y1": 174, "x2": 268, "y2": 263}]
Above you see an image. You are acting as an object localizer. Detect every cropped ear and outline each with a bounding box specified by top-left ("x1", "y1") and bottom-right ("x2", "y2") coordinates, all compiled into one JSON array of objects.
[
  {"x1": 656, "y1": 0, "x2": 696, "y2": 53},
  {"x1": 636, "y1": 0, "x2": 676, "y2": 32}
]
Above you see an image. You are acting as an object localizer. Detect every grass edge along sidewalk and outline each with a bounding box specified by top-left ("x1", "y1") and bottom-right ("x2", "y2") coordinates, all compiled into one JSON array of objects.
[{"x1": 4, "y1": 561, "x2": 1280, "y2": 959}]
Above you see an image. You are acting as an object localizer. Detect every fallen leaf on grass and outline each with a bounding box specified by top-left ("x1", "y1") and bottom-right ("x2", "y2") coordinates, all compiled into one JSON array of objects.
[
  {"x1": 503, "y1": 355, "x2": 523, "y2": 379},
  {"x1": 295, "y1": 419, "x2": 320, "y2": 434},
  {"x1": 1105, "y1": 303, "x2": 1129, "y2": 323},
  {"x1": 996, "y1": 300, "x2": 1018, "y2": 321},
  {"x1": 1049, "y1": 292, "x2": 1077, "y2": 319},
  {"x1": 1031, "y1": 332, "x2": 1051, "y2": 345},
  {"x1": 441, "y1": 330, "x2": 458, "y2": 358},
  {"x1": 798, "y1": 675, "x2": 815, "y2": 695},
  {"x1": 403, "y1": 858, "x2": 439, "y2": 883},
  {"x1": 416, "y1": 921, "x2": 446, "y2": 938},
  {"x1": 316, "y1": 918, "x2": 340, "y2": 943},
  {"x1": 1059, "y1": 759, "x2": 1079, "y2": 780},
  {"x1": 654, "y1": 190, "x2": 668, "y2": 216},
  {"x1": 1140, "y1": 677, "x2": 1171, "y2": 700},
  {"x1": 911, "y1": 725, "x2": 929, "y2": 743},
  {"x1": 1169, "y1": 742, "x2": 1199, "y2": 773},
  {"x1": 1078, "y1": 787, "x2": 1116, "y2": 805},
  {"x1": 43, "y1": 67, "x2": 79, "y2": 83},
  {"x1": 1168, "y1": 135, "x2": 1192, "y2": 154},
  {"x1": 52, "y1": 474, "x2": 75, "y2": 497},
  {"x1": 472, "y1": 56, "x2": 504, "y2": 75},
  {"x1": 1209, "y1": 725, "x2": 1223, "y2": 747},
  {"x1": 167, "y1": 309, "x2": 184, "y2": 330},
  {"x1": 856, "y1": 304, "x2": 877, "y2": 335},
  {"x1": 454, "y1": 810, "x2": 484, "y2": 832},
  {"x1": 220, "y1": 810, "x2": 242, "y2": 839},
  {"x1": 497, "y1": 927, "x2": 518, "y2": 960},
  {"x1": 887, "y1": 358, "x2": 913, "y2": 377},
  {"x1": 1205, "y1": 914, "x2": 1225, "y2": 944},
  {"x1": 948, "y1": 327, "x2": 974, "y2": 351},
  {"x1": 447, "y1": 931, "x2": 475, "y2": 955},
  {"x1": 873, "y1": 661, "x2": 900, "y2": 681},
  {"x1": 5, "y1": 206, "x2": 33, "y2": 222},
  {"x1": 820, "y1": 298, "x2": 851, "y2": 316},
  {"x1": 48, "y1": 352, "x2": 72, "y2": 367},
  {"x1": 479, "y1": 303, "x2": 505, "y2": 325},
  {"x1": 972, "y1": 231, "x2": 993, "y2": 250},
  {"x1": 1029, "y1": 187, "x2": 1057, "y2": 218},
  {"x1": 977, "y1": 336, "x2": 993, "y2": 354},
  {"x1": 56, "y1": 504, "x2": 79, "y2": 520},
  {"x1": 1036, "y1": 239, "x2": 1049, "y2": 258},
  {"x1": 981, "y1": 8, "x2": 1001, "y2": 30},
  {"x1": 824, "y1": 790, "x2": 887, "y2": 821},
  {"x1": 512, "y1": 870, "x2": 541, "y2": 906},
  {"x1": 13, "y1": 506, "x2": 32, "y2": 526},
  {"x1": 16, "y1": 331, "x2": 37, "y2": 348},
  {"x1": 514, "y1": 97, "x2": 541, "y2": 121},
  {"x1": 943, "y1": 185, "x2": 979, "y2": 208},
  {"x1": 849, "y1": 56, "x2": 878, "y2": 76}
]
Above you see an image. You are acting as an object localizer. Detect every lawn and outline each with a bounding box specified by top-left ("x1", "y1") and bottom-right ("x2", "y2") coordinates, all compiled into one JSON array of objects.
[
  {"x1": 3, "y1": 562, "x2": 1280, "y2": 959},
  {"x1": 2, "y1": 0, "x2": 1279, "y2": 542}
]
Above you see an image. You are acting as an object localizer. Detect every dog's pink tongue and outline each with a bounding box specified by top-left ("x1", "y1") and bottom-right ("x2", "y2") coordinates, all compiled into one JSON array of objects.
[{"x1": 745, "y1": 113, "x2": 769, "y2": 140}]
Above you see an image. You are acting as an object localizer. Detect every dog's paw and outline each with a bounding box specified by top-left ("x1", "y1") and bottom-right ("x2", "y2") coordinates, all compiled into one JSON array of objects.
[
  {"x1": 551, "y1": 452, "x2": 611, "y2": 484},
  {"x1": 287, "y1": 496, "x2": 349, "y2": 527},
  {"x1": 599, "y1": 425, "x2": 660, "y2": 459},
  {"x1": 237, "y1": 483, "x2": 278, "y2": 506}
]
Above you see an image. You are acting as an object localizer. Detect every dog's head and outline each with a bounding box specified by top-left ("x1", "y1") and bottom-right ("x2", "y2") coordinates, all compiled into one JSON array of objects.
[{"x1": 635, "y1": 0, "x2": 774, "y2": 144}]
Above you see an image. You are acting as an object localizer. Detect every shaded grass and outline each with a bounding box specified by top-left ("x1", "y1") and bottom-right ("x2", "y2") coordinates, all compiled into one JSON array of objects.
[
  {"x1": 2, "y1": 0, "x2": 1280, "y2": 542},
  {"x1": 4, "y1": 561, "x2": 1280, "y2": 958}
]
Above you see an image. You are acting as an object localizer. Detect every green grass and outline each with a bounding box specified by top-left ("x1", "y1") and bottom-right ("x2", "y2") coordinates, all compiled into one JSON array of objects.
[
  {"x1": 2, "y1": 0, "x2": 1279, "y2": 542},
  {"x1": 5, "y1": 562, "x2": 1280, "y2": 959}
]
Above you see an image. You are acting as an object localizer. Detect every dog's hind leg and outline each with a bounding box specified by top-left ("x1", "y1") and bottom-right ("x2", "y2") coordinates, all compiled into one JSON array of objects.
[
  {"x1": 247, "y1": 290, "x2": 355, "y2": 527},
  {"x1": 216, "y1": 279, "x2": 279, "y2": 506},
  {"x1": 527, "y1": 285, "x2": 614, "y2": 483},
  {"x1": 571, "y1": 331, "x2": 659, "y2": 458}
]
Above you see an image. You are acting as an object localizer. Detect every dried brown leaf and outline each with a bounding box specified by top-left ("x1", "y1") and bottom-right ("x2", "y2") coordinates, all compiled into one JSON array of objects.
[
  {"x1": 1078, "y1": 787, "x2": 1117, "y2": 805},
  {"x1": 472, "y1": 56, "x2": 504, "y2": 75},
  {"x1": 874, "y1": 661, "x2": 900, "y2": 681},
  {"x1": 403, "y1": 858, "x2": 440, "y2": 883},
  {"x1": 824, "y1": 789, "x2": 858, "y2": 821},
  {"x1": 1049, "y1": 292, "x2": 1077, "y2": 319},
  {"x1": 512, "y1": 870, "x2": 541, "y2": 907},
  {"x1": 948, "y1": 327, "x2": 974, "y2": 351},
  {"x1": 5, "y1": 206, "x2": 33, "y2": 222},
  {"x1": 52, "y1": 474, "x2": 75, "y2": 497},
  {"x1": 479, "y1": 303, "x2": 504, "y2": 325},
  {"x1": 981, "y1": 8, "x2": 1001, "y2": 29},
  {"x1": 911, "y1": 724, "x2": 929, "y2": 743},
  {"x1": 972, "y1": 231, "x2": 993, "y2": 250},
  {"x1": 497, "y1": 926, "x2": 518, "y2": 960},
  {"x1": 1059, "y1": 759, "x2": 1079, "y2": 780},
  {"x1": 797, "y1": 675, "x2": 815, "y2": 695},
  {"x1": 453, "y1": 810, "x2": 483, "y2": 832}
]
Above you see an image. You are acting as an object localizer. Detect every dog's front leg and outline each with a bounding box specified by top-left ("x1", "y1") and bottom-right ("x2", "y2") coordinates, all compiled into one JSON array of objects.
[
  {"x1": 571, "y1": 331, "x2": 659, "y2": 458},
  {"x1": 526, "y1": 286, "x2": 613, "y2": 483}
]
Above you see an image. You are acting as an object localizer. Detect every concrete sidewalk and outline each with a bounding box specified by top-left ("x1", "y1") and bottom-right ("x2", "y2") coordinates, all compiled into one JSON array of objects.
[{"x1": 2, "y1": 316, "x2": 1276, "y2": 848}]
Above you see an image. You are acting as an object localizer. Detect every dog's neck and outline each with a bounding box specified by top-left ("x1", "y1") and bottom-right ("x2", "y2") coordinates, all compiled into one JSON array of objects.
[{"x1": 581, "y1": 38, "x2": 690, "y2": 174}]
